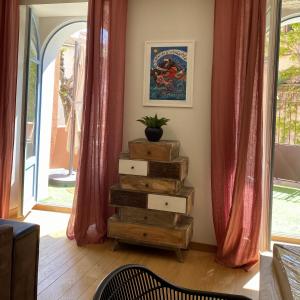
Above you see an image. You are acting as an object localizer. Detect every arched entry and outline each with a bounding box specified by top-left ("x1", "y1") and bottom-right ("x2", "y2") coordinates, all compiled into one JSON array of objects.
[{"x1": 37, "y1": 20, "x2": 87, "y2": 203}]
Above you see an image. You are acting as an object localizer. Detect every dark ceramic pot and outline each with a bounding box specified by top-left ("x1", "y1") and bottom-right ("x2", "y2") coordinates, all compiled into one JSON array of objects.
[{"x1": 145, "y1": 127, "x2": 163, "y2": 142}]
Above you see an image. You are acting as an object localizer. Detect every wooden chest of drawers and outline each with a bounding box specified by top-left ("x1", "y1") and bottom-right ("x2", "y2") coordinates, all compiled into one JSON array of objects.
[{"x1": 108, "y1": 139, "x2": 194, "y2": 262}]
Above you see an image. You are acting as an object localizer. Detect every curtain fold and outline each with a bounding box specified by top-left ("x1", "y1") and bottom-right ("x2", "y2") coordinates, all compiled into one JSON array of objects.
[
  {"x1": 67, "y1": 0, "x2": 127, "y2": 245},
  {"x1": 0, "y1": 0, "x2": 19, "y2": 218},
  {"x1": 211, "y1": 0, "x2": 266, "y2": 269}
]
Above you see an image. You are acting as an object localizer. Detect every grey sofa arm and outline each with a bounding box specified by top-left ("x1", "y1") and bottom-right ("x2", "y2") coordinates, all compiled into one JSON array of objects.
[{"x1": 0, "y1": 225, "x2": 13, "y2": 300}]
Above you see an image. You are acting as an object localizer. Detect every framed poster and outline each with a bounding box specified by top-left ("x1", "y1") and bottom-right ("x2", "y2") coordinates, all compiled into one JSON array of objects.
[{"x1": 143, "y1": 40, "x2": 195, "y2": 107}]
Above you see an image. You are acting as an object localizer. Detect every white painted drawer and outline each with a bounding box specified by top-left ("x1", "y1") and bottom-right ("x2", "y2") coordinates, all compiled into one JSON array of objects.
[
  {"x1": 118, "y1": 159, "x2": 148, "y2": 176},
  {"x1": 147, "y1": 194, "x2": 186, "y2": 213}
]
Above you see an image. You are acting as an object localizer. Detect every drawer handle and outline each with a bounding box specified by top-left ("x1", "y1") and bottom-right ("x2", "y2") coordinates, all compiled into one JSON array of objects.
[
  {"x1": 165, "y1": 202, "x2": 169, "y2": 206},
  {"x1": 143, "y1": 233, "x2": 147, "y2": 237},
  {"x1": 144, "y1": 216, "x2": 148, "y2": 220},
  {"x1": 131, "y1": 166, "x2": 135, "y2": 170},
  {"x1": 147, "y1": 151, "x2": 151, "y2": 155},
  {"x1": 145, "y1": 183, "x2": 149, "y2": 188}
]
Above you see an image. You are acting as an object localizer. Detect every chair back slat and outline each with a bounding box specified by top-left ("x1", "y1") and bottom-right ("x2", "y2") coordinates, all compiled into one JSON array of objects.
[{"x1": 93, "y1": 265, "x2": 252, "y2": 300}]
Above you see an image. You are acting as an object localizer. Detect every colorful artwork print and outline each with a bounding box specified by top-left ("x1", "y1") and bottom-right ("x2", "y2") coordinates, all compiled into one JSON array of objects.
[{"x1": 149, "y1": 46, "x2": 187, "y2": 101}]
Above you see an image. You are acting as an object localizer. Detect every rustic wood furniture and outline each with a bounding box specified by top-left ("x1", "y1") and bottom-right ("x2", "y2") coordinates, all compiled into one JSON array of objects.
[{"x1": 108, "y1": 139, "x2": 194, "y2": 262}]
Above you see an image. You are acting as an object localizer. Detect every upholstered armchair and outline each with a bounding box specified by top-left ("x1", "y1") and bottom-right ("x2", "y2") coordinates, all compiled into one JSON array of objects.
[{"x1": 0, "y1": 219, "x2": 40, "y2": 300}]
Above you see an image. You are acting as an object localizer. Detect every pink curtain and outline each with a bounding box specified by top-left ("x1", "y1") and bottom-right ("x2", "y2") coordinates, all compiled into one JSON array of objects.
[
  {"x1": 211, "y1": 0, "x2": 266, "y2": 269},
  {"x1": 67, "y1": 0, "x2": 127, "y2": 245},
  {"x1": 0, "y1": 0, "x2": 19, "y2": 218}
]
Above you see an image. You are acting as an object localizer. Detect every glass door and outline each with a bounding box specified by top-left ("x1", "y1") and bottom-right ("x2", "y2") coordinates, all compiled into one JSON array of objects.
[{"x1": 22, "y1": 10, "x2": 40, "y2": 215}]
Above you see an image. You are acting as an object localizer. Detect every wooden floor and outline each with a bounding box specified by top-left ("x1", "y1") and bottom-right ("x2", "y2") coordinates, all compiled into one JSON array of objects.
[{"x1": 24, "y1": 210, "x2": 260, "y2": 300}]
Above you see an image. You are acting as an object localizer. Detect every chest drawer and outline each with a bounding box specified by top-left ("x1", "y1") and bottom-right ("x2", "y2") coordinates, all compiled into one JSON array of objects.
[
  {"x1": 118, "y1": 159, "x2": 148, "y2": 176},
  {"x1": 119, "y1": 175, "x2": 182, "y2": 194},
  {"x1": 108, "y1": 215, "x2": 193, "y2": 249},
  {"x1": 129, "y1": 139, "x2": 180, "y2": 161},
  {"x1": 148, "y1": 157, "x2": 188, "y2": 180},
  {"x1": 148, "y1": 194, "x2": 186, "y2": 213},
  {"x1": 119, "y1": 153, "x2": 188, "y2": 181},
  {"x1": 110, "y1": 186, "x2": 147, "y2": 208},
  {"x1": 118, "y1": 207, "x2": 180, "y2": 228},
  {"x1": 148, "y1": 187, "x2": 194, "y2": 215}
]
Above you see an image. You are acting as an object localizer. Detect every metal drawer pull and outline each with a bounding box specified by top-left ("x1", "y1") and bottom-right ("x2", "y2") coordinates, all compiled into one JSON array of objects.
[
  {"x1": 165, "y1": 202, "x2": 168, "y2": 206},
  {"x1": 131, "y1": 166, "x2": 135, "y2": 169},
  {"x1": 144, "y1": 216, "x2": 148, "y2": 220},
  {"x1": 145, "y1": 183, "x2": 149, "y2": 188},
  {"x1": 143, "y1": 233, "x2": 147, "y2": 237},
  {"x1": 147, "y1": 151, "x2": 151, "y2": 155}
]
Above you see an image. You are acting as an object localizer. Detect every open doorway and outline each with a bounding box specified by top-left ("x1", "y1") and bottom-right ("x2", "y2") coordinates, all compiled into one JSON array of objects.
[
  {"x1": 271, "y1": 1, "x2": 300, "y2": 242},
  {"x1": 39, "y1": 27, "x2": 86, "y2": 208},
  {"x1": 22, "y1": 3, "x2": 87, "y2": 215}
]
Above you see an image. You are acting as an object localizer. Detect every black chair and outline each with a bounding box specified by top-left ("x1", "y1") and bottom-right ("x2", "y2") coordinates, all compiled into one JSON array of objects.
[{"x1": 94, "y1": 264, "x2": 251, "y2": 300}]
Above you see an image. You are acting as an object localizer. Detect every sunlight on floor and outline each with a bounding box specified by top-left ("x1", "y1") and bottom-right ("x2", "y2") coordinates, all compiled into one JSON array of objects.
[
  {"x1": 24, "y1": 210, "x2": 70, "y2": 238},
  {"x1": 243, "y1": 272, "x2": 260, "y2": 292}
]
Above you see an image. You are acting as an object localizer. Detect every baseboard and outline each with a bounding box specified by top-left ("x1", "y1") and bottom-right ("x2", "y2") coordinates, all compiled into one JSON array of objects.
[
  {"x1": 9, "y1": 207, "x2": 19, "y2": 218},
  {"x1": 190, "y1": 241, "x2": 217, "y2": 253},
  {"x1": 33, "y1": 204, "x2": 72, "y2": 214}
]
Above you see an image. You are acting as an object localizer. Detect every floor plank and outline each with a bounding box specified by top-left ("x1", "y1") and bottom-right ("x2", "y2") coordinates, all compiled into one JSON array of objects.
[{"x1": 24, "y1": 210, "x2": 260, "y2": 300}]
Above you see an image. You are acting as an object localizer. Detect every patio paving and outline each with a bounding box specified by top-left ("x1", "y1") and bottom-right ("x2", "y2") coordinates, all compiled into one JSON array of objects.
[{"x1": 272, "y1": 185, "x2": 300, "y2": 238}]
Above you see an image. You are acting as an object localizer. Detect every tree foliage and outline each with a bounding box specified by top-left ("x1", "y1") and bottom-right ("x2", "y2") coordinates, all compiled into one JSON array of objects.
[
  {"x1": 59, "y1": 48, "x2": 73, "y2": 123},
  {"x1": 276, "y1": 24, "x2": 300, "y2": 145},
  {"x1": 279, "y1": 24, "x2": 300, "y2": 85}
]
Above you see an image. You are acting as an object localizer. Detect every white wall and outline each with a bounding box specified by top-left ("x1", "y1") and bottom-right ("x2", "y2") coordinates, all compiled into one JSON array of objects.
[{"x1": 123, "y1": 0, "x2": 215, "y2": 245}]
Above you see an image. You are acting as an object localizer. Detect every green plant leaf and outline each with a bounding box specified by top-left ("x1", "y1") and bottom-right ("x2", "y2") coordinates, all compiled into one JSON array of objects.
[{"x1": 136, "y1": 114, "x2": 170, "y2": 128}]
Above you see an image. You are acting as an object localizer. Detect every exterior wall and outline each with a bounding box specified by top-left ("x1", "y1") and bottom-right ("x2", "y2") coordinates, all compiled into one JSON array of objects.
[
  {"x1": 123, "y1": 0, "x2": 215, "y2": 245},
  {"x1": 274, "y1": 144, "x2": 300, "y2": 182},
  {"x1": 49, "y1": 52, "x2": 79, "y2": 170}
]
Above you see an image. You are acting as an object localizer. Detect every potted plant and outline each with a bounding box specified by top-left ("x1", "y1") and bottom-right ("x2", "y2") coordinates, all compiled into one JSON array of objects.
[{"x1": 137, "y1": 114, "x2": 170, "y2": 142}]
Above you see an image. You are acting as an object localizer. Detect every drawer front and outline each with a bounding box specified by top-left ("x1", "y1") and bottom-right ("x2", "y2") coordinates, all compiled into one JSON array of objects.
[
  {"x1": 108, "y1": 216, "x2": 192, "y2": 249},
  {"x1": 129, "y1": 139, "x2": 180, "y2": 161},
  {"x1": 120, "y1": 175, "x2": 182, "y2": 194},
  {"x1": 148, "y1": 157, "x2": 188, "y2": 180},
  {"x1": 148, "y1": 194, "x2": 186, "y2": 214},
  {"x1": 118, "y1": 207, "x2": 180, "y2": 228},
  {"x1": 110, "y1": 188, "x2": 147, "y2": 208},
  {"x1": 119, "y1": 159, "x2": 148, "y2": 176}
]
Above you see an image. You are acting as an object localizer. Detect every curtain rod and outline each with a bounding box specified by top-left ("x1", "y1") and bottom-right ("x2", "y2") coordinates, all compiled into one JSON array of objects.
[{"x1": 20, "y1": 0, "x2": 87, "y2": 5}]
